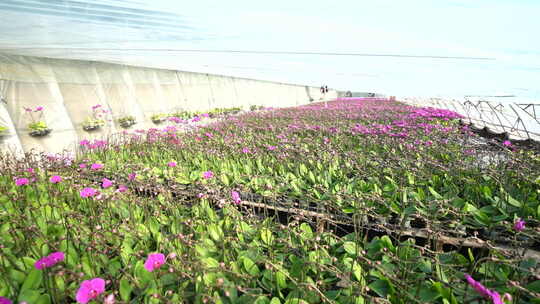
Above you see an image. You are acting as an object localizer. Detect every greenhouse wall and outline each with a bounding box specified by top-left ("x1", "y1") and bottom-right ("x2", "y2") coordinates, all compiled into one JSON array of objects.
[
  {"x1": 0, "y1": 54, "x2": 336, "y2": 154},
  {"x1": 402, "y1": 97, "x2": 540, "y2": 142}
]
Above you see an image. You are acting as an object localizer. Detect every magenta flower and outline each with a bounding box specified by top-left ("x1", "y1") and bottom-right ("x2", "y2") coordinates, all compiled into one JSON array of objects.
[
  {"x1": 15, "y1": 177, "x2": 29, "y2": 186},
  {"x1": 503, "y1": 140, "x2": 512, "y2": 147},
  {"x1": 79, "y1": 139, "x2": 90, "y2": 146},
  {"x1": 76, "y1": 278, "x2": 105, "y2": 304},
  {"x1": 90, "y1": 163, "x2": 103, "y2": 171},
  {"x1": 49, "y1": 175, "x2": 62, "y2": 184},
  {"x1": 91, "y1": 104, "x2": 102, "y2": 110},
  {"x1": 101, "y1": 178, "x2": 113, "y2": 188},
  {"x1": 144, "y1": 253, "x2": 165, "y2": 272},
  {"x1": 34, "y1": 106, "x2": 44, "y2": 112},
  {"x1": 231, "y1": 190, "x2": 241, "y2": 204},
  {"x1": 26, "y1": 168, "x2": 35, "y2": 174},
  {"x1": 167, "y1": 161, "x2": 177, "y2": 167},
  {"x1": 514, "y1": 218, "x2": 525, "y2": 231},
  {"x1": 128, "y1": 172, "x2": 137, "y2": 181},
  {"x1": 79, "y1": 163, "x2": 87, "y2": 169},
  {"x1": 202, "y1": 171, "x2": 214, "y2": 179},
  {"x1": 24, "y1": 107, "x2": 33, "y2": 112},
  {"x1": 267, "y1": 145, "x2": 277, "y2": 151},
  {"x1": 35, "y1": 251, "x2": 65, "y2": 270},
  {"x1": 117, "y1": 185, "x2": 127, "y2": 193},
  {"x1": 0, "y1": 297, "x2": 12, "y2": 304},
  {"x1": 80, "y1": 187, "x2": 98, "y2": 198},
  {"x1": 242, "y1": 147, "x2": 251, "y2": 154},
  {"x1": 465, "y1": 274, "x2": 511, "y2": 304}
]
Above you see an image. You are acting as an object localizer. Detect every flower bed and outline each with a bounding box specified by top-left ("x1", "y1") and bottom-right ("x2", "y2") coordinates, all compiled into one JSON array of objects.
[{"x1": 0, "y1": 99, "x2": 538, "y2": 303}]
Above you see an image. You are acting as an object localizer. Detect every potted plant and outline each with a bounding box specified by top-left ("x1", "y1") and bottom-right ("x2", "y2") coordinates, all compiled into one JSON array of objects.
[
  {"x1": 82, "y1": 104, "x2": 107, "y2": 131},
  {"x1": 24, "y1": 106, "x2": 52, "y2": 137},
  {"x1": 118, "y1": 115, "x2": 136, "y2": 128},
  {"x1": 151, "y1": 113, "x2": 168, "y2": 124}
]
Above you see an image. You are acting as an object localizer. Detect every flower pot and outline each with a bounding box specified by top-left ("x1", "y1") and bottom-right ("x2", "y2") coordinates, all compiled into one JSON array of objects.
[
  {"x1": 83, "y1": 125, "x2": 102, "y2": 132},
  {"x1": 29, "y1": 128, "x2": 52, "y2": 137},
  {"x1": 119, "y1": 120, "x2": 136, "y2": 128},
  {"x1": 152, "y1": 118, "x2": 166, "y2": 124}
]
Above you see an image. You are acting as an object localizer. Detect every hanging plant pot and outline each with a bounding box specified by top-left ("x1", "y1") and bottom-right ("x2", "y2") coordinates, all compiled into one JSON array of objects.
[
  {"x1": 83, "y1": 125, "x2": 102, "y2": 132},
  {"x1": 82, "y1": 118, "x2": 105, "y2": 132},
  {"x1": 29, "y1": 128, "x2": 52, "y2": 137},
  {"x1": 118, "y1": 116, "x2": 136, "y2": 128},
  {"x1": 151, "y1": 114, "x2": 168, "y2": 124}
]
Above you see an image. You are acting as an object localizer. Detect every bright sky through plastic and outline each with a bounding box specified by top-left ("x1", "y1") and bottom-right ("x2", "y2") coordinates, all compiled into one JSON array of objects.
[{"x1": 0, "y1": 0, "x2": 539, "y2": 99}]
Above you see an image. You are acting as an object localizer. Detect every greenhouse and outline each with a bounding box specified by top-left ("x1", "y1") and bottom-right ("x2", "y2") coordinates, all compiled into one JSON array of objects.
[{"x1": 0, "y1": 1, "x2": 539, "y2": 304}]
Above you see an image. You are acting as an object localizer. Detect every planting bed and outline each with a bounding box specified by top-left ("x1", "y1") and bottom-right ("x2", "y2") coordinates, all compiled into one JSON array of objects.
[{"x1": 0, "y1": 99, "x2": 539, "y2": 303}]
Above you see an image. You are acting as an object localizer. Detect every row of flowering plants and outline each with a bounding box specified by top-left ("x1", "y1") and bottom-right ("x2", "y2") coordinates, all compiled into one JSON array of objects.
[{"x1": 0, "y1": 99, "x2": 539, "y2": 303}]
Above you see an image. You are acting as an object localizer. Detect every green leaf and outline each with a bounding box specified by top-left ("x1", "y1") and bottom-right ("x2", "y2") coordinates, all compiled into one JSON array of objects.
[
  {"x1": 506, "y1": 195, "x2": 523, "y2": 208},
  {"x1": 260, "y1": 228, "x2": 274, "y2": 246},
  {"x1": 299, "y1": 223, "x2": 313, "y2": 239},
  {"x1": 526, "y1": 280, "x2": 540, "y2": 293},
  {"x1": 368, "y1": 279, "x2": 394, "y2": 298},
  {"x1": 208, "y1": 223, "x2": 223, "y2": 242},
  {"x1": 418, "y1": 285, "x2": 440, "y2": 302},
  {"x1": 270, "y1": 298, "x2": 282, "y2": 304},
  {"x1": 343, "y1": 241, "x2": 359, "y2": 255},
  {"x1": 21, "y1": 269, "x2": 42, "y2": 291},
  {"x1": 17, "y1": 289, "x2": 41, "y2": 303},
  {"x1": 202, "y1": 257, "x2": 220, "y2": 268},
  {"x1": 428, "y1": 187, "x2": 443, "y2": 199},
  {"x1": 284, "y1": 298, "x2": 309, "y2": 304},
  {"x1": 220, "y1": 174, "x2": 230, "y2": 186},
  {"x1": 243, "y1": 257, "x2": 260, "y2": 276},
  {"x1": 120, "y1": 278, "x2": 133, "y2": 301},
  {"x1": 275, "y1": 270, "x2": 287, "y2": 289}
]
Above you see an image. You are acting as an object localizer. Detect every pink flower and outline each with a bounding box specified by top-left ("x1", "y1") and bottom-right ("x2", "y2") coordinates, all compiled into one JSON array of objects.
[
  {"x1": 242, "y1": 147, "x2": 251, "y2": 154},
  {"x1": 0, "y1": 297, "x2": 12, "y2": 304},
  {"x1": 231, "y1": 190, "x2": 241, "y2": 204},
  {"x1": 35, "y1": 251, "x2": 65, "y2": 269},
  {"x1": 80, "y1": 140, "x2": 90, "y2": 146},
  {"x1": 49, "y1": 175, "x2": 62, "y2": 184},
  {"x1": 76, "y1": 278, "x2": 105, "y2": 304},
  {"x1": 202, "y1": 171, "x2": 214, "y2": 179},
  {"x1": 90, "y1": 163, "x2": 103, "y2": 170},
  {"x1": 24, "y1": 107, "x2": 33, "y2": 112},
  {"x1": 267, "y1": 145, "x2": 277, "y2": 151},
  {"x1": 202, "y1": 113, "x2": 210, "y2": 117},
  {"x1": 205, "y1": 132, "x2": 213, "y2": 138},
  {"x1": 197, "y1": 193, "x2": 204, "y2": 198},
  {"x1": 128, "y1": 172, "x2": 137, "y2": 181},
  {"x1": 503, "y1": 140, "x2": 512, "y2": 147},
  {"x1": 80, "y1": 187, "x2": 98, "y2": 198},
  {"x1": 167, "y1": 161, "x2": 177, "y2": 167},
  {"x1": 144, "y1": 253, "x2": 165, "y2": 272},
  {"x1": 79, "y1": 163, "x2": 87, "y2": 169},
  {"x1": 35, "y1": 106, "x2": 44, "y2": 112},
  {"x1": 26, "y1": 168, "x2": 35, "y2": 174},
  {"x1": 15, "y1": 177, "x2": 29, "y2": 186},
  {"x1": 91, "y1": 104, "x2": 102, "y2": 110},
  {"x1": 514, "y1": 218, "x2": 525, "y2": 231},
  {"x1": 102, "y1": 178, "x2": 113, "y2": 188},
  {"x1": 117, "y1": 185, "x2": 128, "y2": 193},
  {"x1": 103, "y1": 294, "x2": 115, "y2": 304}
]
